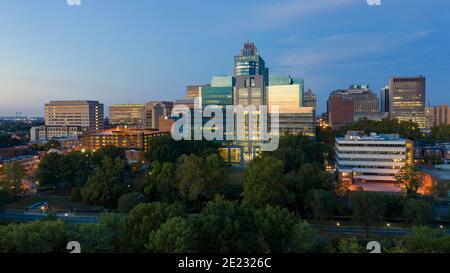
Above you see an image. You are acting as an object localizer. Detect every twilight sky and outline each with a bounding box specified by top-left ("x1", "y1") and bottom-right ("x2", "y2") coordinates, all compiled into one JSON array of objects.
[{"x1": 0, "y1": 0, "x2": 449, "y2": 116}]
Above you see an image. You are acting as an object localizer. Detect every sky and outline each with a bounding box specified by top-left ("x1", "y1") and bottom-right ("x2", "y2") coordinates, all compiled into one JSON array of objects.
[{"x1": 0, "y1": 0, "x2": 449, "y2": 116}]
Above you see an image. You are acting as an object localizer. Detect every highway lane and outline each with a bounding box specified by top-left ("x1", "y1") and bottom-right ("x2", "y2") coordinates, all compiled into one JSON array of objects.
[
  {"x1": 0, "y1": 211, "x2": 98, "y2": 224},
  {"x1": 320, "y1": 225, "x2": 450, "y2": 237}
]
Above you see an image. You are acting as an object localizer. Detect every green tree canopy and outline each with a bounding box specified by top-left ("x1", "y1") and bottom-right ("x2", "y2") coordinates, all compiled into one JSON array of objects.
[
  {"x1": 81, "y1": 157, "x2": 127, "y2": 208},
  {"x1": 0, "y1": 221, "x2": 66, "y2": 253},
  {"x1": 305, "y1": 189, "x2": 337, "y2": 224},
  {"x1": 243, "y1": 156, "x2": 290, "y2": 208},
  {"x1": 123, "y1": 202, "x2": 184, "y2": 252},
  {"x1": 395, "y1": 166, "x2": 423, "y2": 198},
  {"x1": 117, "y1": 192, "x2": 146, "y2": 212},
  {"x1": 193, "y1": 199, "x2": 264, "y2": 253},
  {"x1": 350, "y1": 191, "x2": 386, "y2": 238},
  {"x1": 255, "y1": 206, "x2": 316, "y2": 253},
  {"x1": 145, "y1": 136, "x2": 220, "y2": 163},
  {"x1": 146, "y1": 216, "x2": 196, "y2": 253},
  {"x1": 403, "y1": 199, "x2": 434, "y2": 225},
  {"x1": 175, "y1": 154, "x2": 227, "y2": 205},
  {"x1": 1, "y1": 161, "x2": 25, "y2": 199}
]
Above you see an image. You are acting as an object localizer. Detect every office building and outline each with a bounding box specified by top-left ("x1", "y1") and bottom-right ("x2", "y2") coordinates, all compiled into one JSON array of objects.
[
  {"x1": 145, "y1": 101, "x2": 174, "y2": 130},
  {"x1": 389, "y1": 76, "x2": 427, "y2": 129},
  {"x1": 426, "y1": 104, "x2": 450, "y2": 127},
  {"x1": 330, "y1": 85, "x2": 379, "y2": 114},
  {"x1": 186, "y1": 84, "x2": 210, "y2": 99},
  {"x1": 109, "y1": 104, "x2": 146, "y2": 128},
  {"x1": 211, "y1": 76, "x2": 235, "y2": 88},
  {"x1": 82, "y1": 128, "x2": 169, "y2": 152},
  {"x1": 336, "y1": 131, "x2": 414, "y2": 192},
  {"x1": 303, "y1": 89, "x2": 317, "y2": 110},
  {"x1": 327, "y1": 85, "x2": 379, "y2": 127},
  {"x1": 327, "y1": 95, "x2": 354, "y2": 128},
  {"x1": 200, "y1": 83, "x2": 236, "y2": 162},
  {"x1": 267, "y1": 75, "x2": 315, "y2": 138},
  {"x1": 233, "y1": 42, "x2": 269, "y2": 161},
  {"x1": 30, "y1": 125, "x2": 82, "y2": 142},
  {"x1": 380, "y1": 86, "x2": 390, "y2": 113},
  {"x1": 45, "y1": 100, "x2": 104, "y2": 132}
]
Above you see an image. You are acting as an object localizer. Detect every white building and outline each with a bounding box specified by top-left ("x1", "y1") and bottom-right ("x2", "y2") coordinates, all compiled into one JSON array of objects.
[{"x1": 335, "y1": 131, "x2": 413, "y2": 192}]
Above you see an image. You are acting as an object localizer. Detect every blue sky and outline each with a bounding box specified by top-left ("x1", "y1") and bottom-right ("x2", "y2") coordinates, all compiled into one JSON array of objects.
[{"x1": 0, "y1": 0, "x2": 449, "y2": 116}]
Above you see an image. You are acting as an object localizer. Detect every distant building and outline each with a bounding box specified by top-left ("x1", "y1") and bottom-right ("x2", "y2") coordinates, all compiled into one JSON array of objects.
[
  {"x1": 30, "y1": 125, "x2": 82, "y2": 142},
  {"x1": 267, "y1": 75, "x2": 315, "y2": 138},
  {"x1": 0, "y1": 155, "x2": 41, "y2": 177},
  {"x1": 81, "y1": 128, "x2": 169, "y2": 152},
  {"x1": 389, "y1": 76, "x2": 427, "y2": 130},
  {"x1": 45, "y1": 100, "x2": 104, "y2": 132},
  {"x1": 303, "y1": 89, "x2": 317, "y2": 110},
  {"x1": 336, "y1": 131, "x2": 414, "y2": 193},
  {"x1": 158, "y1": 116, "x2": 175, "y2": 133},
  {"x1": 426, "y1": 104, "x2": 450, "y2": 127},
  {"x1": 211, "y1": 76, "x2": 235, "y2": 88},
  {"x1": 145, "y1": 101, "x2": 174, "y2": 130},
  {"x1": 327, "y1": 85, "x2": 379, "y2": 127},
  {"x1": 354, "y1": 112, "x2": 388, "y2": 122},
  {"x1": 327, "y1": 95, "x2": 354, "y2": 128},
  {"x1": 186, "y1": 84, "x2": 210, "y2": 99},
  {"x1": 380, "y1": 86, "x2": 390, "y2": 113},
  {"x1": 109, "y1": 104, "x2": 146, "y2": 128},
  {"x1": 233, "y1": 42, "x2": 269, "y2": 161}
]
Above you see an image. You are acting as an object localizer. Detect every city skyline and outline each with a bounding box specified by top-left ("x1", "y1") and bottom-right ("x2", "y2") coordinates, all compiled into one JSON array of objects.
[{"x1": 1, "y1": 0, "x2": 450, "y2": 116}]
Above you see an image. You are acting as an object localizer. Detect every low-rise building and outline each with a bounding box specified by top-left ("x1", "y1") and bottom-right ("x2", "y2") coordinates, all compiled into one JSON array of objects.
[
  {"x1": 30, "y1": 125, "x2": 83, "y2": 142},
  {"x1": 335, "y1": 131, "x2": 414, "y2": 193},
  {"x1": 81, "y1": 128, "x2": 169, "y2": 152},
  {"x1": 0, "y1": 155, "x2": 41, "y2": 177}
]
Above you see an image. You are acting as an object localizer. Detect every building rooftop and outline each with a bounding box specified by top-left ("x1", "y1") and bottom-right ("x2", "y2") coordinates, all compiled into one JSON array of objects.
[
  {"x1": 85, "y1": 128, "x2": 162, "y2": 136},
  {"x1": 337, "y1": 131, "x2": 405, "y2": 141}
]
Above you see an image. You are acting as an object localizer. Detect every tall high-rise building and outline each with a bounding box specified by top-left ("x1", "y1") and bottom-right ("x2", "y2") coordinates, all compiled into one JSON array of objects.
[
  {"x1": 426, "y1": 104, "x2": 450, "y2": 127},
  {"x1": 267, "y1": 75, "x2": 315, "y2": 138},
  {"x1": 45, "y1": 100, "x2": 104, "y2": 132},
  {"x1": 389, "y1": 76, "x2": 427, "y2": 129},
  {"x1": 380, "y1": 86, "x2": 390, "y2": 113},
  {"x1": 200, "y1": 83, "x2": 236, "y2": 161},
  {"x1": 109, "y1": 104, "x2": 146, "y2": 128},
  {"x1": 145, "y1": 101, "x2": 174, "y2": 130},
  {"x1": 233, "y1": 42, "x2": 269, "y2": 161},
  {"x1": 303, "y1": 89, "x2": 317, "y2": 110}
]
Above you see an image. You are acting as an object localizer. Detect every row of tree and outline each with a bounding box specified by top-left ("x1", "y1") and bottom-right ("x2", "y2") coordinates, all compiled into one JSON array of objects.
[{"x1": 0, "y1": 199, "x2": 317, "y2": 253}]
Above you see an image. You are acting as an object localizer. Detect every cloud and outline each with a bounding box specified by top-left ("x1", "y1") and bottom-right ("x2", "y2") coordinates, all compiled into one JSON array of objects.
[
  {"x1": 256, "y1": 0, "x2": 360, "y2": 28},
  {"x1": 276, "y1": 30, "x2": 437, "y2": 68}
]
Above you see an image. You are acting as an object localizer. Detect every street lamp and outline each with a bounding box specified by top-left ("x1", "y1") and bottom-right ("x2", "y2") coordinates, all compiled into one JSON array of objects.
[
  {"x1": 386, "y1": 223, "x2": 391, "y2": 236},
  {"x1": 336, "y1": 222, "x2": 341, "y2": 227}
]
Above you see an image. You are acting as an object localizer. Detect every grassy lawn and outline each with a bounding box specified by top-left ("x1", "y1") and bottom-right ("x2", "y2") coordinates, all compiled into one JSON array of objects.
[{"x1": 6, "y1": 193, "x2": 103, "y2": 212}]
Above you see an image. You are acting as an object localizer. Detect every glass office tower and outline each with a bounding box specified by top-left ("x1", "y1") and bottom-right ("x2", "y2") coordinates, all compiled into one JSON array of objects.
[
  {"x1": 267, "y1": 75, "x2": 315, "y2": 138},
  {"x1": 233, "y1": 42, "x2": 269, "y2": 161},
  {"x1": 389, "y1": 76, "x2": 427, "y2": 130}
]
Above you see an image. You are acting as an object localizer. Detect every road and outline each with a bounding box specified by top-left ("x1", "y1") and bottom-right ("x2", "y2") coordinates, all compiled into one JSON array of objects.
[
  {"x1": 319, "y1": 225, "x2": 450, "y2": 237},
  {"x1": 0, "y1": 210, "x2": 98, "y2": 224}
]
